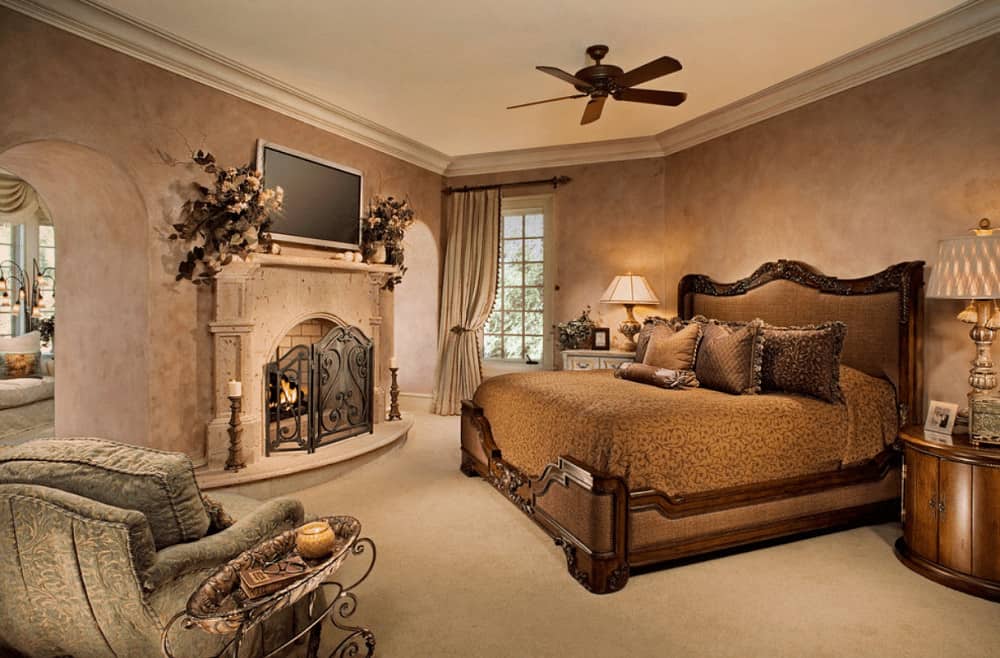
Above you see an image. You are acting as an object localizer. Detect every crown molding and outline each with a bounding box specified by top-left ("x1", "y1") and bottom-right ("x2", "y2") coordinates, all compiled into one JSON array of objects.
[
  {"x1": 3, "y1": 0, "x2": 997, "y2": 177},
  {"x1": 444, "y1": 136, "x2": 663, "y2": 178},
  {"x1": 0, "y1": 0, "x2": 452, "y2": 174},
  {"x1": 655, "y1": 0, "x2": 1000, "y2": 156}
]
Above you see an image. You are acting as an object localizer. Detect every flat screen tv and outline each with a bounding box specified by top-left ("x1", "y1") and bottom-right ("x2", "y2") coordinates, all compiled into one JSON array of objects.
[{"x1": 256, "y1": 140, "x2": 363, "y2": 250}]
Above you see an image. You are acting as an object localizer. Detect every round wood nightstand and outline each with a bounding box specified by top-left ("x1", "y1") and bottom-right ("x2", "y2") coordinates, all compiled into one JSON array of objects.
[{"x1": 895, "y1": 425, "x2": 1000, "y2": 601}]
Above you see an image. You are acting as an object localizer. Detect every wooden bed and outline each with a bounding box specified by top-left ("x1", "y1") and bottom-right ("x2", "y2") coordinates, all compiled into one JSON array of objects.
[{"x1": 460, "y1": 260, "x2": 924, "y2": 594}]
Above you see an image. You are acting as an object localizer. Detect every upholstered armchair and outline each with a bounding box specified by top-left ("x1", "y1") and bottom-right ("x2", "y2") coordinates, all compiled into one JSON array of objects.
[{"x1": 0, "y1": 438, "x2": 306, "y2": 657}]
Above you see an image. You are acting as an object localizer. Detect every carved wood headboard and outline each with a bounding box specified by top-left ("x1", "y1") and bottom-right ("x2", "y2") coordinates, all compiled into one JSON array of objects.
[{"x1": 677, "y1": 260, "x2": 925, "y2": 426}]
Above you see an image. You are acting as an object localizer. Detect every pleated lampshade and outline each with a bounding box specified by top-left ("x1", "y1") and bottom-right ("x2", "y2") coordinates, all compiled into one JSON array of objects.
[{"x1": 926, "y1": 235, "x2": 1000, "y2": 300}]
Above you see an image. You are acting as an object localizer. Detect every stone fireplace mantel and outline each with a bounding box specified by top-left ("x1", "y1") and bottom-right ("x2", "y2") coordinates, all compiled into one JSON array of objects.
[{"x1": 206, "y1": 253, "x2": 396, "y2": 469}]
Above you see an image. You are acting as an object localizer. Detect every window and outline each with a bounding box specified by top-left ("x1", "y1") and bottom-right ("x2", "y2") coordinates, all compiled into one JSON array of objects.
[
  {"x1": 37, "y1": 224, "x2": 55, "y2": 318},
  {"x1": 0, "y1": 223, "x2": 12, "y2": 338},
  {"x1": 483, "y1": 198, "x2": 551, "y2": 364}
]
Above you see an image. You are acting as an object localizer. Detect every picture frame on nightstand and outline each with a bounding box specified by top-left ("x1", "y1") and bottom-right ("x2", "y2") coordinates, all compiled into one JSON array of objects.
[
  {"x1": 925, "y1": 400, "x2": 958, "y2": 435},
  {"x1": 592, "y1": 328, "x2": 610, "y2": 351}
]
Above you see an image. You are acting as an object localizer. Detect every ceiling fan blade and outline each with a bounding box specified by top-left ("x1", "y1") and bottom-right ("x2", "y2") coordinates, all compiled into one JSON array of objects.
[
  {"x1": 507, "y1": 93, "x2": 588, "y2": 110},
  {"x1": 616, "y1": 56, "x2": 682, "y2": 88},
  {"x1": 581, "y1": 95, "x2": 606, "y2": 125},
  {"x1": 614, "y1": 88, "x2": 687, "y2": 106},
  {"x1": 536, "y1": 66, "x2": 594, "y2": 90}
]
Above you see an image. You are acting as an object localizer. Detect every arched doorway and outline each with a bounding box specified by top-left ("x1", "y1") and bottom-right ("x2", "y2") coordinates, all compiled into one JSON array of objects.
[{"x1": 0, "y1": 140, "x2": 150, "y2": 443}]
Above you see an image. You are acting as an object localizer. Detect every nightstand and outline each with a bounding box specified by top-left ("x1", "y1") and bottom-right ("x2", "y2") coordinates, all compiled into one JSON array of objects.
[
  {"x1": 895, "y1": 425, "x2": 1000, "y2": 601},
  {"x1": 561, "y1": 349, "x2": 635, "y2": 371}
]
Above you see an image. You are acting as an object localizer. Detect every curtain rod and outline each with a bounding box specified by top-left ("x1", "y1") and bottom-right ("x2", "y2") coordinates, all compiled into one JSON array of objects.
[{"x1": 442, "y1": 176, "x2": 571, "y2": 195}]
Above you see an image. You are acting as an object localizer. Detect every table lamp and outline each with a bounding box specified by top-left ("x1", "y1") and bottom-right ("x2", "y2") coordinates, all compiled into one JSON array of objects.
[
  {"x1": 600, "y1": 273, "x2": 659, "y2": 351},
  {"x1": 925, "y1": 218, "x2": 1000, "y2": 426}
]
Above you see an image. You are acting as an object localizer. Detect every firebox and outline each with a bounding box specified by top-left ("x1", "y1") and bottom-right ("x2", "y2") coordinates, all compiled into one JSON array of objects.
[{"x1": 265, "y1": 323, "x2": 374, "y2": 454}]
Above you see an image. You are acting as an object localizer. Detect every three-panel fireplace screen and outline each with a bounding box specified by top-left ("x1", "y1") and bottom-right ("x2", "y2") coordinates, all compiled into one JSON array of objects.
[{"x1": 265, "y1": 323, "x2": 374, "y2": 454}]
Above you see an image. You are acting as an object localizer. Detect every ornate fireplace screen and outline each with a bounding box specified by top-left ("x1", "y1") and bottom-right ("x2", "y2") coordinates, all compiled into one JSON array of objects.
[{"x1": 266, "y1": 324, "x2": 374, "y2": 454}]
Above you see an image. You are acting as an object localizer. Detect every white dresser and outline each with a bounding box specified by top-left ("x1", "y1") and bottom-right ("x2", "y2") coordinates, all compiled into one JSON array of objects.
[{"x1": 561, "y1": 349, "x2": 635, "y2": 371}]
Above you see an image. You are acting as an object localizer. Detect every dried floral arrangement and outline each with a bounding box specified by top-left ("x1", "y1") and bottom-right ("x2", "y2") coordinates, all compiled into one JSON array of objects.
[
  {"x1": 363, "y1": 195, "x2": 415, "y2": 290},
  {"x1": 557, "y1": 306, "x2": 596, "y2": 350},
  {"x1": 169, "y1": 150, "x2": 283, "y2": 285}
]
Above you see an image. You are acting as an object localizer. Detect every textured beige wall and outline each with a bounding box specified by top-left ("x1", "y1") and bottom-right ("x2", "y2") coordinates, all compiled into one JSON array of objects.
[
  {"x1": 662, "y1": 34, "x2": 1000, "y2": 413},
  {"x1": 0, "y1": 8, "x2": 442, "y2": 456}
]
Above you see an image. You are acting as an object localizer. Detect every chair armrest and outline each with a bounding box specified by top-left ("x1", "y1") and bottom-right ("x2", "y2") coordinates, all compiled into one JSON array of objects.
[
  {"x1": 0, "y1": 482, "x2": 157, "y2": 574},
  {"x1": 142, "y1": 495, "x2": 304, "y2": 592}
]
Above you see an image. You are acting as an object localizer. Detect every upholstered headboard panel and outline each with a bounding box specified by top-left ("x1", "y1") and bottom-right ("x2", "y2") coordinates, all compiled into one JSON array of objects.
[{"x1": 678, "y1": 261, "x2": 924, "y2": 425}]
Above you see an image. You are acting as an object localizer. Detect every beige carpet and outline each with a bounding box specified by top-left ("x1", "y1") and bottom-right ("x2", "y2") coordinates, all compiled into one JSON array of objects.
[{"x1": 289, "y1": 406, "x2": 999, "y2": 658}]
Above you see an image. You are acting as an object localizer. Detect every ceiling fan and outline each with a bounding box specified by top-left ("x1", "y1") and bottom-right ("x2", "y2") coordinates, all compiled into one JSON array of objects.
[{"x1": 508, "y1": 44, "x2": 687, "y2": 125}]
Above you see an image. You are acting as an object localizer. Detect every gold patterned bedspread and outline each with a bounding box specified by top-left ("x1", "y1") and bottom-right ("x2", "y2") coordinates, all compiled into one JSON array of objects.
[{"x1": 473, "y1": 366, "x2": 897, "y2": 495}]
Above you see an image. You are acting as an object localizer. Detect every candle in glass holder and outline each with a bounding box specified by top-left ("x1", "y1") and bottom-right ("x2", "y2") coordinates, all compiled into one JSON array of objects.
[{"x1": 227, "y1": 380, "x2": 242, "y2": 398}]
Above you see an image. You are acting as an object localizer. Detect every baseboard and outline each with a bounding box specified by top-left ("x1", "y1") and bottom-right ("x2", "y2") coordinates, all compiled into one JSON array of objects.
[{"x1": 399, "y1": 392, "x2": 432, "y2": 413}]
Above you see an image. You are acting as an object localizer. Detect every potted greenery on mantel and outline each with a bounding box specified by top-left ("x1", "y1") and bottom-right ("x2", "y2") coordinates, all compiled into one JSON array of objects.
[
  {"x1": 169, "y1": 150, "x2": 284, "y2": 285},
  {"x1": 363, "y1": 194, "x2": 415, "y2": 290}
]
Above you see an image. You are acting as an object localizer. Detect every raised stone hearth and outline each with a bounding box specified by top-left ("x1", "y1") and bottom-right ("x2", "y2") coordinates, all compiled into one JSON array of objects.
[{"x1": 205, "y1": 253, "x2": 398, "y2": 472}]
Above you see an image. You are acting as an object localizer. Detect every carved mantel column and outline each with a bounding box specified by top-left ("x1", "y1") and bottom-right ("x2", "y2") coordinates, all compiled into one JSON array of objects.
[{"x1": 207, "y1": 261, "x2": 260, "y2": 469}]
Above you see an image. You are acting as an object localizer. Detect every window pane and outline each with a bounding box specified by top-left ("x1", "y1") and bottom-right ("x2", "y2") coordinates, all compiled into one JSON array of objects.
[
  {"x1": 525, "y1": 311, "x2": 543, "y2": 335},
  {"x1": 503, "y1": 240, "x2": 523, "y2": 263},
  {"x1": 485, "y1": 312, "x2": 502, "y2": 334},
  {"x1": 483, "y1": 334, "x2": 503, "y2": 359},
  {"x1": 503, "y1": 215, "x2": 523, "y2": 239},
  {"x1": 503, "y1": 335, "x2": 523, "y2": 359},
  {"x1": 524, "y1": 214, "x2": 544, "y2": 237},
  {"x1": 524, "y1": 263, "x2": 543, "y2": 286},
  {"x1": 524, "y1": 238, "x2": 543, "y2": 262},
  {"x1": 524, "y1": 287, "x2": 542, "y2": 311},
  {"x1": 0, "y1": 314, "x2": 10, "y2": 337},
  {"x1": 0, "y1": 245, "x2": 10, "y2": 263},
  {"x1": 503, "y1": 287, "x2": 523, "y2": 310},
  {"x1": 39, "y1": 246, "x2": 55, "y2": 272},
  {"x1": 502, "y1": 311, "x2": 523, "y2": 335},
  {"x1": 38, "y1": 225, "x2": 55, "y2": 247},
  {"x1": 501, "y1": 263, "x2": 522, "y2": 287},
  {"x1": 0, "y1": 224, "x2": 10, "y2": 244},
  {"x1": 524, "y1": 336, "x2": 543, "y2": 360}
]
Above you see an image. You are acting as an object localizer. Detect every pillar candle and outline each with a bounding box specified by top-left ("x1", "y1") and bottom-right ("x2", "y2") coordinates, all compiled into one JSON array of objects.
[
  {"x1": 389, "y1": 357, "x2": 398, "y2": 369},
  {"x1": 227, "y1": 380, "x2": 242, "y2": 397}
]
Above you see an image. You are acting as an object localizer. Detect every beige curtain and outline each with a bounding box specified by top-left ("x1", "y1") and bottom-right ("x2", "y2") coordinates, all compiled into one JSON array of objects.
[
  {"x1": 431, "y1": 188, "x2": 501, "y2": 415},
  {"x1": 0, "y1": 173, "x2": 45, "y2": 223}
]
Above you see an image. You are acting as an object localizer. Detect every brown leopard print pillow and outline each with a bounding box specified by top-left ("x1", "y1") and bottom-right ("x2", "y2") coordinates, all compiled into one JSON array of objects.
[
  {"x1": 761, "y1": 321, "x2": 846, "y2": 403},
  {"x1": 1, "y1": 352, "x2": 40, "y2": 379}
]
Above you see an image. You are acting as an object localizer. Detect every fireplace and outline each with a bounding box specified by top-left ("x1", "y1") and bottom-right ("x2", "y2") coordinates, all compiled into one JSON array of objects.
[{"x1": 265, "y1": 320, "x2": 374, "y2": 454}]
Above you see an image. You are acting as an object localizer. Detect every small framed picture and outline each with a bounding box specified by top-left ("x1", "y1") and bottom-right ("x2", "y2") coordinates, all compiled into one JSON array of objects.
[
  {"x1": 592, "y1": 328, "x2": 611, "y2": 351},
  {"x1": 925, "y1": 400, "x2": 959, "y2": 435}
]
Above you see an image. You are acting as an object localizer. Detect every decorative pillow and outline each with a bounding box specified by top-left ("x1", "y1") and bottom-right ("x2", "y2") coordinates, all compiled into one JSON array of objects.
[
  {"x1": 0, "y1": 351, "x2": 41, "y2": 379},
  {"x1": 761, "y1": 321, "x2": 847, "y2": 403},
  {"x1": 0, "y1": 330, "x2": 40, "y2": 352},
  {"x1": 693, "y1": 317, "x2": 765, "y2": 395},
  {"x1": 634, "y1": 316, "x2": 688, "y2": 362},
  {"x1": 641, "y1": 322, "x2": 702, "y2": 371},
  {"x1": 615, "y1": 362, "x2": 699, "y2": 389},
  {"x1": 0, "y1": 437, "x2": 211, "y2": 549}
]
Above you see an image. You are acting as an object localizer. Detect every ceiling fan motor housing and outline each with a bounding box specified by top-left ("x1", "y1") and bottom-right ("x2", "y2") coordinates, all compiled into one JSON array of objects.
[{"x1": 575, "y1": 45, "x2": 622, "y2": 94}]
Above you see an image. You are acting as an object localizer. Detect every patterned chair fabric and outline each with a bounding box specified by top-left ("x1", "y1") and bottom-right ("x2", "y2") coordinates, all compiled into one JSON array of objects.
[{"x1": 0, "y1": 438, "x2": 306, "y2": 657}]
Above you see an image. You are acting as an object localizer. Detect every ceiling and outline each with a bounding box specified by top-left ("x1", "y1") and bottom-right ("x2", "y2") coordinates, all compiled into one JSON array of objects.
[{"x1": 97, "y1": 0, "x2": 964, "y2": 157}]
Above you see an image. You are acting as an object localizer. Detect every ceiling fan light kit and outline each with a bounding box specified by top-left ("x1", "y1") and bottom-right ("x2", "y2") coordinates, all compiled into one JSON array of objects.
[{"x1": 508, "y1": 44, "x2": 687, "y2": 125}]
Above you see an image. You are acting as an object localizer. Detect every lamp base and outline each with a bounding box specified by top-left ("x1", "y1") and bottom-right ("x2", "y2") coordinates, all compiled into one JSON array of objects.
[
  {"x1": 966, "y1": 300, "x2": 998, "y2": 430},
  {"x1": 617, "y1": 304, "x2": 641, "y2": 352}
]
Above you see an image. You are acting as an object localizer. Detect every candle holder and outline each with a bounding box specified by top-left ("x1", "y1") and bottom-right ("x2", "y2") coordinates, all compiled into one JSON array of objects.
[
  {"x1": 225, "y1": 395, "x2": 246, "y2": 472},
  {"x1": 388, "y1": 367, "x2": 402, "y2": 421}
]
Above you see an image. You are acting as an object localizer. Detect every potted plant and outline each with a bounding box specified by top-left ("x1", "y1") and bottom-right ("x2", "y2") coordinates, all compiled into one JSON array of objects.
[
  {"x1": 169, "y1": 150, "x2": 284, "y2": 285},
  {"x1": 363, "y1": 195, "x2": 415, "y2": 290},
  {"x1": 557, "y1": 307, "x2": 596, "y2": 350}
]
